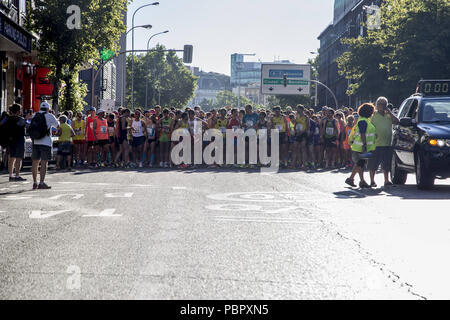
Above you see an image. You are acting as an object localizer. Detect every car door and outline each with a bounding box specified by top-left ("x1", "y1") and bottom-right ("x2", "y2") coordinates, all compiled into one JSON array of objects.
[
  {"x1": 403, "y1": 99, "x2": 420, "y2": 166},
  {"x1": 393, "y1": 99, "x2": 413, "y2": 165}
]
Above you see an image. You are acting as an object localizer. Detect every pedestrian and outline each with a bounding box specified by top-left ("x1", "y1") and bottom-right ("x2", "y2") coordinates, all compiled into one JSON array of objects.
[
  {"x1": 6, "y1": 104, "x2": 27, "y2": 181},
  {"x1": 93, "y1": 109, "x2": 109, "y2": 168},
  {"x1": 130, "y1": 110, "x2": 147, "y2": 168},
  {"x1": 56, "y1": 115, "x2": 75, "y2": 170},
  {"x1": 72, "y1": 111, "x2": 86, "y2": 166},
  {"x1": 345, "y1": 103, "x2": 376, "y2": 189},
  {"x1": 85, "y1": 107, "x2": 97, "y2": 168},
  {"x1": 368, "y1": 97, "x2": 400, "y2": 187},
  {"x1": 29, "y1": 102, "x2": 59, "y2": 190}
]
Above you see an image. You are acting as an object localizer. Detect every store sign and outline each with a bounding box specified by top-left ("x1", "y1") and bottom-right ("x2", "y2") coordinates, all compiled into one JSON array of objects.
[
  {"x1": 0, "y1": 11, "x2": 32, "y2": 52},
  {"x1": 36, "y1": 68, "x2": 54, "y2": 96}
]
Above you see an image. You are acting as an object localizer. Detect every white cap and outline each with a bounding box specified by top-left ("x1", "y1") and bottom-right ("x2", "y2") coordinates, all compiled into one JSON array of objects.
[
  {"x1": 97, "y1": 109, "x2": 105, "y2": 114},
  {"x1": 40, "y1": 102, "x2": 50, "y2": 110}
]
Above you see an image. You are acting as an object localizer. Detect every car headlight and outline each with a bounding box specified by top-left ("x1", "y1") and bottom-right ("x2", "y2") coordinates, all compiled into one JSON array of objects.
[{"x1": 429, "y1": 139, "x2": 448, "y2": 147}]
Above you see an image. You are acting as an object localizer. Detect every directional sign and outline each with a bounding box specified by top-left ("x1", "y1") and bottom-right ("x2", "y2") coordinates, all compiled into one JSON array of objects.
[{"x1": 261, "y1": 64, "x2": 311, "y2": 96}]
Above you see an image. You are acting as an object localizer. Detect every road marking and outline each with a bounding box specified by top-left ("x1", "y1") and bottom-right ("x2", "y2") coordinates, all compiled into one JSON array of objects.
[
  {"x1": 206, "y1": 204, "x2": 262, "y2": 211},
  {"x1": 3, "y1": 195, "x2": 34, "y2": 200},
  {"x1": 104, "y1": 192, "x2": 133, "y2": 198},
  {"x1": 214, "y1": 216, "x2": 319, "y2": 224},
  {"x1": 48, "y1": 194, "x2": 84, "y2": 200},
  {"x1": 29, "y1": 210, "x2": 71, "y2": 219},
  {"x1": 172, "y1": 187, "x2": 187, "y2": 190},
  {"x1": 83, "y1": 208, "x2": 122, "y2": 217},
  {"x1": 207, "y1": 192, "x2": 327, "y2": 203}
]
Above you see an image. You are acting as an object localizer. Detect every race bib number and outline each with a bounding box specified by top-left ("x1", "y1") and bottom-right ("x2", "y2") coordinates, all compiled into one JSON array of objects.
[
  {"x1": 75, "y1": 128, "x2": 82, "y2": 135},
  {"x1": 246, "y1": 121, "x2": 254, "y2": 127},
  {"x1": 276, "y1": 125, "x2": 283, "y2": 131},
  {"x1": 147, "y1": 128, "x2": 155, "y2": 137},
  {"x1": 108, "y1": 127, "x2": 115, "y2": 135},
  {"x1": 100, "y1": 126, "x2": 107, "y2": 134},
  {"x1": 220, "y1": 127, "x2": 227, "y2": 134},
  {"x1": 232, "y1": 126, "x2": 239, "y2": 132},
  {"x1": 163, "y1": 126, "x2": 170, "y2": 133},
  {"x1": 326, "y1": 127, "x2": 334, "y2": 136},
  {"x1": 296, "y1": 124, "x2": 304, "y2": 132},
  {"x1": 314, "y1": 127, "x2": 320, "y2": 135}
]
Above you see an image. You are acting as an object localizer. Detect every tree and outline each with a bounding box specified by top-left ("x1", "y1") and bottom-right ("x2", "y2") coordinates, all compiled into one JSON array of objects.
[
  {"x1": 126, "y1": 45, "x2": 197, "y2": 109},
  {"x1": 29, "y1": 0, "x2": 127, "y2": 112},
  {"x1": 211, "y1": 90, "x2": 253, "y2": 109},
  {"x1": 337, "y1": 0, "x2": 450, "y2": 105}
]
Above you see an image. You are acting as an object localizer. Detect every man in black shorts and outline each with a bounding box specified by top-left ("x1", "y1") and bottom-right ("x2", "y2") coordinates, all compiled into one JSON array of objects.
[{"x1": 6, "y1": 104, "x2": 26, "y2": 181}]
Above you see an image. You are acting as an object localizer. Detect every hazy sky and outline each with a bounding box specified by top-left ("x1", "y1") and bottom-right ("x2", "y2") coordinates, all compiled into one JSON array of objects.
[{"x1": 127, "y1": 0, "x2": 335, "y2": 75}]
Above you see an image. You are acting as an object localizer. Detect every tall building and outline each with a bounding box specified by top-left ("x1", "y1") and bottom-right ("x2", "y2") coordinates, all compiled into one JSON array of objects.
[
  {"x1": 0, "y1": 0, "x2": 35, "y2": 113},
  {"x1": 317, "y1": 0, "x2": 382, "y2": 108}
]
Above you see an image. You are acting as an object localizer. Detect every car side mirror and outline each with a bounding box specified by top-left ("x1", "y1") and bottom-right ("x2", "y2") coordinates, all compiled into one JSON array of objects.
[{"x1": 400, "y1": 117, "x2": 414, "y2": 127}]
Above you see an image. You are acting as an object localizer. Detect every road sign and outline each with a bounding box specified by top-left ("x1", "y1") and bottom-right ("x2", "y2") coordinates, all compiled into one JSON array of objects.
[
  {"x1": 261, "y1": 64, "x2": 311, "y2": 95},
  {"x1": 100, "y1": 48, "x2": 115, "y2": 61}
]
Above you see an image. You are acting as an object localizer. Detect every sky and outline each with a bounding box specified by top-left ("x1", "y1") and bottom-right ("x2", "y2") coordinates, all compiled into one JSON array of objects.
[{"x1": 127, "y1": 0, "x2": 335, "y2": 76}]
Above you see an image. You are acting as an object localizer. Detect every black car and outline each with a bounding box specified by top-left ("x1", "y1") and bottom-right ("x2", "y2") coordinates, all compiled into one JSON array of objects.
[{"x1": 391, "y1": 80, "x2": 450, "y2": 190}]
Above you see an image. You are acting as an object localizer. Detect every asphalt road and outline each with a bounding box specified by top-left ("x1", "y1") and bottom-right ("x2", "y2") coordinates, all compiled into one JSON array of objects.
[{"x1": 0, "y1": 166, "x2": 449, "y2": 300}]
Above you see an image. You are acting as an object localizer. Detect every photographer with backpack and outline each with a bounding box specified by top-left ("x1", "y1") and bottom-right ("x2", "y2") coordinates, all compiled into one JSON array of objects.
[{"x1": 29, "y1": 102, "x2": 59, "y2": 190}]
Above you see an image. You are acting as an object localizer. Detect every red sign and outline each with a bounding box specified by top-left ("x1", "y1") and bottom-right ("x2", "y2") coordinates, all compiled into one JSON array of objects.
[{"x1": 35, "y1": 67, "x2": 54, "y2": 96}]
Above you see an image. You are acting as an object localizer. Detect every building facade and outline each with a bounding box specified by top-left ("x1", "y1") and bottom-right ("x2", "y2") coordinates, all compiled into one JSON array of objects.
[
  {"x1": 317, "y1": 0, "x2": 382, "y2": 108},
  {"x1": 0, "y1": 0, "x2": 36, "y2": 113},
  {"x1": 186, "y1": 66, "x2": 230, "y2": 110}
]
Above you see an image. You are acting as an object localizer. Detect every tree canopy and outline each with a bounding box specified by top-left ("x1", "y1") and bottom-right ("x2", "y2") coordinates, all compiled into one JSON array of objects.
[
  {"x1": 29, "y1": 0, "x2": 127, "y2": 112},
  {"x1": 336, "y1": 0, "x2": 450, "y2": 105},
  {"x1": 126, "y1": 45, "x2": 197, "y2": 109}
]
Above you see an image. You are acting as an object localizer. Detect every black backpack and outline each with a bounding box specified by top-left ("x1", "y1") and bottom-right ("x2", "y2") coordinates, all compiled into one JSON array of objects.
[{"x1": 29, "y1": 112, "x2": 49, "y2": 140}]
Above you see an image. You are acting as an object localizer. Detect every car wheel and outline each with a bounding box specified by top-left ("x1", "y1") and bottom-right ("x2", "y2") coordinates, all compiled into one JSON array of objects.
[
  {"x1": 391, "y1": 152, "x2": 407, "y2": 185},
  {"x1": 415, "y1": 152, "x2": 435, "y2": 190}
]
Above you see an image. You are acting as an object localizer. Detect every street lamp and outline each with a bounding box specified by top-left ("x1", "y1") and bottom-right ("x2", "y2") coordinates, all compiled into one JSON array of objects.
[
  {"x1": 310, "y1": 51, "x2": 319, "y2": 108},
  {"x1": 120, "y1": 24, "x2": 153, "y2": 107},
  {"x1": 145, "y1": 30, "x2": 169, "y2": 108},
  {"x1": 132, "y1": 2, "x2": 160, "y2": 109}
]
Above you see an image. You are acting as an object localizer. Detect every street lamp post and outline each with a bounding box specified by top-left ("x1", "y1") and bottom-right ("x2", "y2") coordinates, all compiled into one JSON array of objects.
[
  {"x1": 145, "y1": 30, "x2": 169, "y2": 109},
  {"x1": 132, "y1": 2, "x2": 159, "y2": 109},
  {"x1": 120, "y1": 24, "x2": 153, "y2": 108},
  {"x1": 310, "y1": 51, "x2": 319, "y2": 108}
]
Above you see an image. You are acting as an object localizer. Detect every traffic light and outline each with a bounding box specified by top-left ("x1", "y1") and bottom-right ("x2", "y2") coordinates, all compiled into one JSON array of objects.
[
  {"x1": 283, "y1": 74, "x2": 287, "y2": 87},
  {"x1": 183, "y1": 45, "x2": 193, "y2": 64}
]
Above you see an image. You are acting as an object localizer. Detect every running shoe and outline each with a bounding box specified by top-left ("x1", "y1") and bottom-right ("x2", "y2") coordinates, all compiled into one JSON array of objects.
[
  {"x1": 345, "y1": 178, "x2": 357, "y2": 187},
  {"x1": 32, "y1": 183, "x2": 38, "y2": 190},
  {"x1": 359, "y1": 181, "x2": 371, "y2": 189},
  {"x1": 370, "y1": 182, "x2": 377, "y2": 188},
  {"x1": 38, "y1": 182, "x2": 51, "y2": 190}
]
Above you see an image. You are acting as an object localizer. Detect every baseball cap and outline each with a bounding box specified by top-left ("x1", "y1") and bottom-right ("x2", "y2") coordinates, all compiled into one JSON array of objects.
[
  {"x1": 40, "y1": 102, "x2": 50, "y2": 110},
  {"x1": 97, "y1": 109, "x2": 105, "y2": 114},
  {"x1": 88, "y1": 106, "x2": 96, "y2": 112},
  {"x1": 322, "y1": 106, "x2": 328, "y2": 111}
]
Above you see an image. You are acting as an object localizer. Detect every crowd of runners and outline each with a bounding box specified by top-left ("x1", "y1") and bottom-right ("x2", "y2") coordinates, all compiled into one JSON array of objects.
[
  {"x1": 33, "y1": 104, "x2": 384, "y2": 170},
  {"x1": 1, "y1": 99, "x2": 399, "y2": 189}
]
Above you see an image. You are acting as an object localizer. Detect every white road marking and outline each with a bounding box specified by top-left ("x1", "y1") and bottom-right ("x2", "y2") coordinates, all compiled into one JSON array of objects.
[
  {"x1": 83, "y1": 208, "x2": 122, "y2": 217},
  {"x1": 48, "y1": 194, "x2": 85, "y2": 200},
  {"x1": 214, "y1": 216, "x2": 319, "y2": 224},
  {"x1": 3, "y1": 195, "x2": 34, "y2": 200},
  {"x1": 105, "y1": 192, "x2": 133, "y2": 198},
  {"x1": 29, "y1": 210, "x2": 71, "y2": 219},
  {"x1": 206, "y1": 204, "x2": 262, "y2": 211},
  {"x1": 207, "y1": 192, "x2": 327, "y2": 203},
  {"x1": 172, "y1": 187, "x2": 187, "y2": 190}
]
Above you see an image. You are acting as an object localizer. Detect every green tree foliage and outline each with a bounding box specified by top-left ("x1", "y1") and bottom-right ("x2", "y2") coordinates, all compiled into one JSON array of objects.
[
  {"x1": 127, "y1": 45, "x2": 197, "y2": 109},
  {"x1": 211, "y1": 90, "x2": 253, "y2": 110},
  {"x1": 337, "y1": 0, "x2": 450, "y2": 105},
  {"x1": 29, "y1": 0, "x2": 127, "y2": 112}
]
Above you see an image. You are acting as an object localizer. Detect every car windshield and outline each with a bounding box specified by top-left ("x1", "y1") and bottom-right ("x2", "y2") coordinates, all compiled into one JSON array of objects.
[{"x1": 421, "y1": 100, "x2": 450, "y2": 123}]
